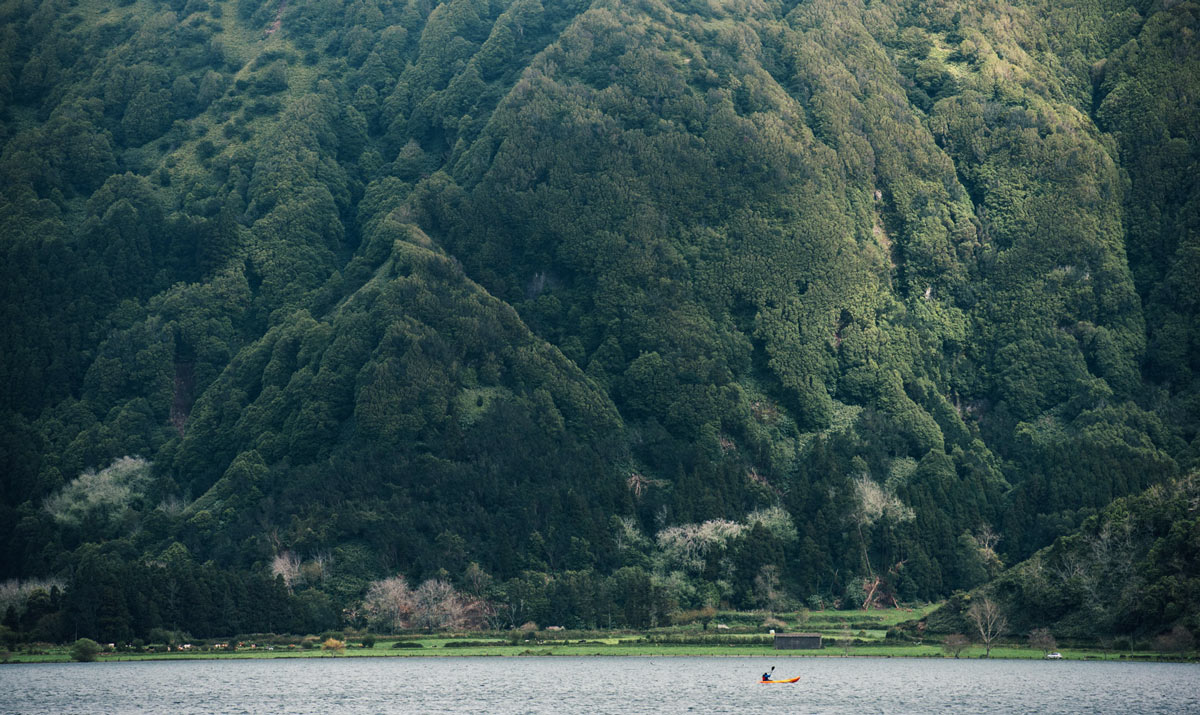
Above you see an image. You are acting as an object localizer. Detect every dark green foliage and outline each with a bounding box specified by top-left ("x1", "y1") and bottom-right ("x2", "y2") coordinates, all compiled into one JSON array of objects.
[
  {"x1": 0, "y1": 0, "x2": 1196, "y2": 643},
  {"x1": 930, "y1": 473, "x2": 1200, "y2": 643}
]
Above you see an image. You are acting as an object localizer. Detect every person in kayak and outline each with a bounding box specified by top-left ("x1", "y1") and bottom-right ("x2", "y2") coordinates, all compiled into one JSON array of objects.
[{"x1": 762, "y1": 666, "x2": 774, "y2": 681}]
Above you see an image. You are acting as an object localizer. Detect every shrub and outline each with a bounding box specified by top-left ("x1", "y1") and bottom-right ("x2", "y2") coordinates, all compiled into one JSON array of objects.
[
  {"x1": 1, "y1": 625, "x2": 18, "y2": 650},
  {"x1": 942, "y1": 634, "x2": 970, "y2": 658},
  {"x1": 321, "y1": 638, "x2": 345, "y2": 655},
  {"x1": 1028, "y1": 627, "x2": 1057, "y2": 655},
  {"x1": 246, "y1": 98, "x2": 281, "y2": 116},
  {"x1": 391, "y1": 641, "x2": 423, "y2": 649},
  {"x1": 70, "y1": 638, "x2": 101, "y2": 662},
  {"x1": 1154, "y1": 626, "x2": 1195, "y2": 654}
]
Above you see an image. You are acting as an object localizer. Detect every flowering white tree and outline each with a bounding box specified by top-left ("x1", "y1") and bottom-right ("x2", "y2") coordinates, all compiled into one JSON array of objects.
[
  {"x1": 851, "y1": 474, "x2": 914, "y2": 527},
  {"x1": 44, "y1": 456, "x2": 152, "y2": 535},
  {"x1": 746, "y1": 506, "x2": 799, "y2": 544},
  {"x1": 656, "y1": 520, "x2": 745, "y2": 574}
]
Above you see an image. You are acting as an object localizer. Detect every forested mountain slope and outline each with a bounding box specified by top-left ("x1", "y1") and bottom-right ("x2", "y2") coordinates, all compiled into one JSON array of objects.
[
  {"x1": 924, "y1": 471, "x2": 1200, "y2": 643},
  {"x1": 0, "y1": 0, "x2": 1196, "y2": 640}
]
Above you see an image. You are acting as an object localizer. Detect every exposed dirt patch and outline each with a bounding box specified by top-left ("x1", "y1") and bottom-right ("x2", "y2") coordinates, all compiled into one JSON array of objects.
[{"x1": 265, "y1": 0, "x2": 286, "y2": 36}]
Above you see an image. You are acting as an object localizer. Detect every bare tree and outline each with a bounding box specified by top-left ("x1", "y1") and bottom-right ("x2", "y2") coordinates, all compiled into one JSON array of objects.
[
  {"x1": 966, "y1": 597, "x2": 1008, "y2": 658},
  {"x1": 942, "y1": 633, "x2": 970, "y2": 658},
  {"x1": 308, "y1": 551, "x2": 332, "y2": 585},
  {"x1": 1028, "y1": 627, "x2": 1057, "y2": 655},
  {"x1": 975, "y1": 524, "x2": 1004, "y2": 575},
  {"x1": 411, "y1": 580, "x2": 492, "y2": 631},
  {"x1": 270, "y1": 551, "x2": 302, "y2": 594},
  {"x1": 411, "y1": 579, "x2": 468, "y2": 632},
  {"x1": 362, "y1": 575, "x2": 415, "y2": 634},
  {"x1": 975, "y1": 524, "x2": 1001, "y2": 552},
  {"x1": 460, "y1": 597, "x2": 496, "y2": 631}
]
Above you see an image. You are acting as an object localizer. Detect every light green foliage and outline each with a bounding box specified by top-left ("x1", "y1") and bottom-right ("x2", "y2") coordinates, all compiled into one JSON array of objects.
[
  {"x1": 70, "y1": 638, "x2": 101, "y2": 662},
  {"x1": 745, "y1": 506, "x2": 799, "y2": 545},
  {"x1": 656, "y1": 519, "x2": 745, "y2": 575},
  {"x1": 44, "y1": 457, "x2": 152, "y2": 536}
]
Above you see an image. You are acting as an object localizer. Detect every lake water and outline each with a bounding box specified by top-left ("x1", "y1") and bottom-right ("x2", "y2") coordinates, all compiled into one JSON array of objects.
[{"x1": 2, "y1": 656, "x2": 1198, "y2": 714}]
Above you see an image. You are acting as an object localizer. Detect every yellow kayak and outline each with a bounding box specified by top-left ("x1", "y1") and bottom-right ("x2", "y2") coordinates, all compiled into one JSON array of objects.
[{"x1": 760, "y1": 676, "x2": 801, "y2": 684}]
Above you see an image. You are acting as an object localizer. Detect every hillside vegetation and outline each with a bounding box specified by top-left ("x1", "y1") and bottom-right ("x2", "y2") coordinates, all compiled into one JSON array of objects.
[
  {"x1": 925, "y1": 472, "x2": 1199, "y2": 645},
  {"x1": 0, "y1": 0, "x2": 1196, "y2": 643}
]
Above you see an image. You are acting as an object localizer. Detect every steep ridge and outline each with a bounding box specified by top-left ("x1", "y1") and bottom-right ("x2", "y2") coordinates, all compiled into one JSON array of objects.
[{"x1": 0, "y1": 0, "x2": 1195, "y2": 639}]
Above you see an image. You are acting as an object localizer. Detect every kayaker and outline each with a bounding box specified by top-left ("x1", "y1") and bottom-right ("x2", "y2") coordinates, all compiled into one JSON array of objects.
[{"x1": 762, "y1": 667, "x2": 773, "y2": 682}]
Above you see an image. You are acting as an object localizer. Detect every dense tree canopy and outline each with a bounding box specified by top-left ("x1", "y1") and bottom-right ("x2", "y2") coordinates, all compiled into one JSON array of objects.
[{"x1": 0, "y1": 0, "x2": 1195, "y2": 642}]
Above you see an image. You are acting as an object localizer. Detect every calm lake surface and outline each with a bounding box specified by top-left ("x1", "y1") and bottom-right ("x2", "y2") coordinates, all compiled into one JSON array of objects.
[{"x1": 3, "y1": 656, "x2": 1198, "y2": 714}]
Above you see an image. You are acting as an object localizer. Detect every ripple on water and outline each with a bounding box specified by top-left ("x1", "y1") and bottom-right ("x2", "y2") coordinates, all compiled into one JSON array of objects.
[{"x1": 2, "y1": 656, "x2": 1198, "y2": 714}]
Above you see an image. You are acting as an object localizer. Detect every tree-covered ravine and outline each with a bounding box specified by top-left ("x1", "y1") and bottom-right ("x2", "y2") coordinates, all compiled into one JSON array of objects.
[{"x1": 0, "y1": 0, "x2": 1197, "y2": 653}]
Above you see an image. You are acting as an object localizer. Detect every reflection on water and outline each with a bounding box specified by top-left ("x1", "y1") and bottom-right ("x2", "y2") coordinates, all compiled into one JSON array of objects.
[{"x1": 3, "y1": 656, "x2": 1198, "y2": 714}]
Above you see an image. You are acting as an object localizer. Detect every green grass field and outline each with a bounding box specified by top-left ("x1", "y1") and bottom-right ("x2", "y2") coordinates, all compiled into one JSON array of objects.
[
  {"x1": 2, "y1": 640, "x2": 1181, "y2": 663},
  {"x1": 3, "y1": 606, "x2": 1192, "y2": 664}
]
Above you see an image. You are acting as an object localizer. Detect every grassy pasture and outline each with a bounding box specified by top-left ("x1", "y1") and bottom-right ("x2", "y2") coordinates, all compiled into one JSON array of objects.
[{"x1": 3, "y1": 606, "x2": 1190, "y2": 663}]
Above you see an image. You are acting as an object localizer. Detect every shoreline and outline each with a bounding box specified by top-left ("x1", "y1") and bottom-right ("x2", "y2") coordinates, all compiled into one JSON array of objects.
[{"x1": 5, "y1": 645, "x2": 1195, "y2": 665}]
